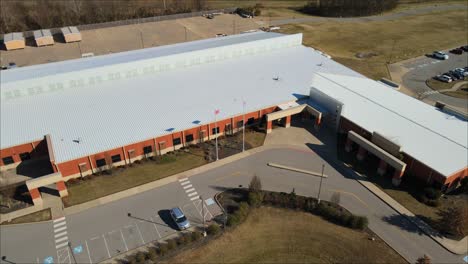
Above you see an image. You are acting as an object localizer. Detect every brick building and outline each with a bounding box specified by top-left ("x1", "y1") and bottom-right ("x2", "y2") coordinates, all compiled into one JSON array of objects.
[{"x1": 1, "y1": 32, "x2": 466, "y2": 204}]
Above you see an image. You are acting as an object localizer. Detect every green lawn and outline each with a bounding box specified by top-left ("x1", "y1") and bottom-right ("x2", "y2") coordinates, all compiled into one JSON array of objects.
[
  {"x1": 63, "y1": 148, "x2": 208, "y2": 207},
  {"x1": 1, "y1": 208, "x2": 51, "y2": 225},
  {"x1": 167, "y1": 207, "x2": 407, "y2": 264}
]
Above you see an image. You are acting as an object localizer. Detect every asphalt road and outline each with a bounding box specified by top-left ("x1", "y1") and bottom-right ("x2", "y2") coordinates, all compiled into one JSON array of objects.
[
  {"x1": 0, "y1": 148, "x2": 465, "y2": 264},
  {"x1": 400, "y1": 52, "x2": 468, "y2": 110}
]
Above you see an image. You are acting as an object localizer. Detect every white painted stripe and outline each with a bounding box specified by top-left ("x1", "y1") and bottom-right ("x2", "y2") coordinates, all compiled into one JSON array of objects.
[
  {"x1": 53, "y1": 217, "x2": 66, "y2": 223},
  {"x1": 183, "y1": 184, "x2": 193, "y2": 189},
  {"x1": 54, "y1": 226, "x2": 67, "y2": 233},
  {"x1": 178, "y1": 178, "x2": 188, "y2": 182},
  {"x1": 188, "y1": 192, "x2": 198, "y2": 197},
  {"x1": 181, "y1": 181, "x2": 191, "y2": 186},
  {"x1": 54, "y1": 231, "x2": 67, "y2": 238},
  {"x1": 55, "y1": 242, "x2": 68, "y2": 249},
  {"x1": 55, "y1": 236, "x2": 68, "y2": 243},
  {"x1": 185, "y1": 188, "x2": 195, "y2": 193},
  {"x1": 190, "y1": 196, "x2": 199, "y2": 201},
  {"x1": 53, "y1": 221, "x2": 66, "y2": 228}
]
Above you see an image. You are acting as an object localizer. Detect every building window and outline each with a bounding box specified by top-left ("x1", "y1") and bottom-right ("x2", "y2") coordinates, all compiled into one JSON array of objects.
[
  {"x1": 96, "y1": 158, "x2": 106, "y2": 167},
  {"x1": 111, "y1": 154, "x2": 121, "y2": 163},
  {"x1": 237, "y1": 120, "x2": 244, "y2": 128},
  {"x1": 19, "y1": 152, "x2": 31, "y2": 161},
  {"x1": 212, "y1": 127, "x2": 220, "y2": 135},
  {"x1": 173, "y1": 137, "x2": 182, "y2": 146},
  {"x1": 2, "y1": 156, "x2": 14, "y2": 165},
  {"x1": 143, "y1": 146, "x2": 152, "y2": 154},
  {"x1": 185, "y1": 134, "x2": 194, "y2": 142}
]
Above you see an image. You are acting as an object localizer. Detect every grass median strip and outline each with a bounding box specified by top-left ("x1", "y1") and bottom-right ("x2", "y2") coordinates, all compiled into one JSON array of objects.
[
  {"x1": 1, "y1": 208, "x2": 51, "y2": 225},
  {"x1": 168, "y1": 207, "x2": 407, "y2": 264}
]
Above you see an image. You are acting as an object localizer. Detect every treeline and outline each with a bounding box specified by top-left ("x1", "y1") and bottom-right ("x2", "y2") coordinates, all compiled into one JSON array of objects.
[
  {"x1": 302, "y1": 0, "x2": 398, "y2": 17},
  {"x1": 0, "y1": 0, "x2": 207, "y2": 34}
]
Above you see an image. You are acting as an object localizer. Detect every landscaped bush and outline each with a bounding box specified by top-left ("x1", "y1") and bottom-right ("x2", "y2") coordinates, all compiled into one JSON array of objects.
[
  {"x1": 158, "y1": 243, "x2": 169, "y2": 256},
  {"x1": 227, "y1": 214, "x2": 240, "y2": 227},
  {"x1": 166, "y1": 238, "x2": 177, "y2": 250},
  {"x1": 424, "y1": 187, "x2": 442, "y2": 200},
  {"x1": 147, "y1": 247, "x2": 158, "y2": 262},
  {"x1": 207, "y1": 224, "x2": 221, "y2": 235},
  {"x1": 248, "y1": 191, "x2": 263, "y2": 208},
  {"x1": 135, "y1": 251, "x2": 146, "y2": 263},
  {"x1": 191, "y1": 231, "x2": 203, "y2": 241}
]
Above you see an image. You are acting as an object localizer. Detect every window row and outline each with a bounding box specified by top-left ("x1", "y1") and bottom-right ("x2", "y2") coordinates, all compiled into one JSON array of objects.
[{"x1": 2, "y1": 152, "x2": 31, "y2": 165}]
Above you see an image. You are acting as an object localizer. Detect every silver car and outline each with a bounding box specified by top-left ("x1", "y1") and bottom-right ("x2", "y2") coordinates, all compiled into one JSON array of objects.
[
  {"x1": 432, "y1": 51, "x2": 449, "y2": 60},
  {"x1": 170, "y1": 207, "x2": 190, "y2": 230}
]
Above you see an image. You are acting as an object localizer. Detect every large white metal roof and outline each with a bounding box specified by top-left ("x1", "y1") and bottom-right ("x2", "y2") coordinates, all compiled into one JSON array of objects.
[{"x1": 1, "y1": 32, "x2": 466, "y2": 176}]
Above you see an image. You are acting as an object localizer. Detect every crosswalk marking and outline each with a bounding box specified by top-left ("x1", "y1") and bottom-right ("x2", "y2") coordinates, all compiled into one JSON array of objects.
[
  {"x1": 181, "y1": 181, "x2": 191, "y2": 185},
  {"x1": 53, "y1": 217, "x2": 66, "y2": 223},
  {"x1": 178, "y1": 178, "x2": 188, "y2": 182},
  {"x1": 190, "y1": 196, "x2": 199, "y2": 201},
  {"x1": 188, "y1": 192, "x2": 198, "y2": 197},
  {"x1": 55, "y1": 231, "x2": 67, "y2": 238},
  {"x1": 185, "y1": 188, "x2": 195, "y2": 193},
  {"x1": 54, "y1": 226, "x2": 67, "y2": 233},
  {"x1": 55, "y1": 236, "x2": 68, "y2": 243},
  {"x1": 55, "y1": 242, "x2": 68, "y2": 249},
  {"x1": 53, "y1": 221, "x2": 66, "y2": 228},
  {"x1": 183, "y1": 184, "x2": 193, "y2": 189}
]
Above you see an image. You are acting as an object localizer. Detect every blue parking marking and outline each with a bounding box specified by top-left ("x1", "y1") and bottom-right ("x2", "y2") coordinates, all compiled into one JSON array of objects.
[
  {"x1": 43, "y1": 256, "x2": 54, "y2": 264},
  {"x1": 73, "y1": 245, "x2": 83, "y2": 254},
  {"x1": 463, "y1": 255, "x2": 468, "y2": 263}
]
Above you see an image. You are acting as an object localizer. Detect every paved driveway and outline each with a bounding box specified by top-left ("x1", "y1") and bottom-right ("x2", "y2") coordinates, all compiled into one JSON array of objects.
[{"x1": 1, "y1": 145, "x2": 465, "y2": 264}]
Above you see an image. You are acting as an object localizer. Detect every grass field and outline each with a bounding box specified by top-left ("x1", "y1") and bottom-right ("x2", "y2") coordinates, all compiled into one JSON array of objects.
[
  {"x1": 279, "y1": 10, "x2": 467, "y2": 80},
  {"x1": 426, "y1": 79, "x2": 468, "y2": 99},
  {"x1": 63, "y1": 148, "x2": 208, "y2": 207},
  {"x1": 1, "y1": 208, "x2": 51, "y2": 225},
  {"x1": 167, "y1": 207, "x2": 407, "y2": 264}
]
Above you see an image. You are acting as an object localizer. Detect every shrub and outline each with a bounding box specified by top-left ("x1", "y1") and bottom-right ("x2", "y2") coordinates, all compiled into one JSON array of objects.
[
  {"x1": 177, "y1": 234, "x2": 188, "y2": 245},
  {"x1": 158, "y1": 243, "x2": 169, "y2": 256},
  {"x1": 237, "y1": 202, "x2": 250, "y2": 219},
  {"x1": 191, "y1": 231, "x2": 202, "y2": 241},
  {"x1": 126, "y1": 254, "x2": 137, "y2": 264},
  {"x1": 135, "y1": 251, "x2": 146, "y2": 263},
  {"x1": 147, "y1": 247, "x2": 158, "y2": 262},
  {"x1": 248, "y1": 191, "x2": 264, "y2": 208},
  {"x1": 355, "y1": 216, "x2": 369, "y2": 230},
  {"x1": 417, "y1": 193, "x2": 428, "y2": 204},
  {"x1": 227, "y1": 214, "x2": 240, "y2": 226},
  {"x1": 424, "y1": 187, "x2": 441, "y2": 200},
  {"x1": 207, "y1": 224, "x2": 221, "y2": 235},
  {"x1": 166, "y1": 238, "x2": 177, "y2": 250}
]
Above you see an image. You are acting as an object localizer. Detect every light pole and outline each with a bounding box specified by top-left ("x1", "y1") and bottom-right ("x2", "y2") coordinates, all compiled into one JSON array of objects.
[
  {"x1": 242, "y1": 101, "x2": 246, "y2": 152},
  {"x1": 200, "y1": 195, "x2": 206, "y2": 236},
  {"x1": 317, "y1": 164, "x2": 325, "y2": 204},
  {"x1": 214, "y1": 110, "x2": 219, "y2": 161},
  {"x1": 68, "y1": 242, "x2": 77, "y2": 264}
]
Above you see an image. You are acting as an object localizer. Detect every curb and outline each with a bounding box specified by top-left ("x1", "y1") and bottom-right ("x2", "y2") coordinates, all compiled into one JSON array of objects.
[{"x1": 267, "y1": 162, "x2": 328, "y2": 178}]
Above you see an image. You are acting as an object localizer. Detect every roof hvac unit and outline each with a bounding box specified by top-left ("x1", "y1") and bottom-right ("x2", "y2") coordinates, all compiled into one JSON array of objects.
[
  {"x1": 33, "y1": 29, "x2": 54, "y2": 47},
  {"x1": 61, "y1": 26, "x2": 82, "y2": 43},
  {"x1": 3, "y1": 32, "x2": 25, "y2": 50}
]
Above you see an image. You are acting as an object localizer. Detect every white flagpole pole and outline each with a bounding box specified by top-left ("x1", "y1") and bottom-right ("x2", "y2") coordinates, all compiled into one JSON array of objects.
[
  {"x1": 242, "y1": 101, "x2": 246, "y2": 152},
  {"x1": 215, "y1": 111, "x2": 219, "y2": 161}
]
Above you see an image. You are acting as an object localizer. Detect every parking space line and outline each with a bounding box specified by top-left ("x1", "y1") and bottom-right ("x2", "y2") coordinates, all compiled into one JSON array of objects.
[
  {"x1": 150, "y1": 217, "x2": 162, "y2": 238},
  {"x1": 85, "y1": 240, "x2": 93, "y2": 264},
  {"x1": 102, "y1": 234, "x2": 111, "y2": 258},
  {"x1": 135, "y1": 223, "x2": 145, "y2": 244},
  {"x1": 183, "y1": 184, "x2": 193, "y2": 189},
  {"x1": 120, "y1": 229, "x2": 129, "y2": 252}
]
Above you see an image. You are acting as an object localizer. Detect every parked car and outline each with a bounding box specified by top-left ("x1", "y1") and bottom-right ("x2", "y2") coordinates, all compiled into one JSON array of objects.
[
  {"x1": 432, "y1": 51, "x2": 449, "y2": 60},
  {"x1": 435, "y1": 75, "x2": 452, "y2": 83},
  {"x1": 454, "y1": 68, "x2": 468, "y2": 77},
  {"x1": 450, "y1": 48, "x2": 463, "y2": 55},
  {"x1": 451, "y1": 70, "x2": 463, "y2": 79},
  {"x1": 461, "y1": 45, "x2": 468, "y2": 52},
  {"x1": 169, "y1": 207, "x2": 190, "y2": 230},
  {"x1": 446, "y1": 71, "x2": 459, "y2": 80}
]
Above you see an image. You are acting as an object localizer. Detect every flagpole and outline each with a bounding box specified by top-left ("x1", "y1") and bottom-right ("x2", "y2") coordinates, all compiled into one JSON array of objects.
[
  {"x1": 242, "y1": 101, "x2": 246, "y2": 152},
  {"x1": 215, "y1": 111, "x2": 219, "y2": 161}
]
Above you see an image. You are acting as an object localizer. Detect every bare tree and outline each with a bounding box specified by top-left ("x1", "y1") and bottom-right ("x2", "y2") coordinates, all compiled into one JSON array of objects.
[
  {"x1": 415, "y1": 255, "x2": 431, "y2": 264},
  {"x1": 248, "y1": 174, "x2": 262, "y2": 192}
]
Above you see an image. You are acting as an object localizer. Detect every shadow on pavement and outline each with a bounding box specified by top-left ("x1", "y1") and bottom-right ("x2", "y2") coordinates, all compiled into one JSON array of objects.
[
  {"x1": 305, "y1": 142, "x2": 357, "y2": 180},
  {"x1": 381, "y1": 214, "x2": 443, "y2": 238},
  {"x1": 158, "y1": 209, "x2": 178, "y2": 230}
]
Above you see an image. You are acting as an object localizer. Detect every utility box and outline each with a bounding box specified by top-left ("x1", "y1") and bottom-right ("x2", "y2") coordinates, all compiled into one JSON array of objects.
[
  {"x1": 3, "y1": 32, "x2": 25, "y2": 50},
  {"x1": 61, "y1": 26, "x2": 82, "y2": 43},
  {"x1": 33, "y1": 29, "x2": 54, "y2": 47}
]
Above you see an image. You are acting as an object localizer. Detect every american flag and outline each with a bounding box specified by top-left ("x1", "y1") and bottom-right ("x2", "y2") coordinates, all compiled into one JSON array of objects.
[{"x1": 214, "y1": 109, "x2": 220, "y2": 115}]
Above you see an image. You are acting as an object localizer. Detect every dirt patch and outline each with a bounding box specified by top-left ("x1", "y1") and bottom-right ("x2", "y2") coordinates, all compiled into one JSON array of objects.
[{"x1": 355, "y1": 52, "x2": 379, "y2": 59}]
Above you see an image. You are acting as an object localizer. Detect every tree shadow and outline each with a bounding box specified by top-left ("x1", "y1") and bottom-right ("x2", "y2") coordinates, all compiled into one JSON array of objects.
[{"x1": 381, "y1": 213, "x2": 443, "y2": 238}]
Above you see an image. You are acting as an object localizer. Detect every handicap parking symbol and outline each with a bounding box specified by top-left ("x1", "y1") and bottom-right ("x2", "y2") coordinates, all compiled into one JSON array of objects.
[
  {"x1": 73, "y1": 245, "x2": 83, "y2": 254},
  {"x1": 43, "y1": 256, "x2": 54, "y2": 264}
]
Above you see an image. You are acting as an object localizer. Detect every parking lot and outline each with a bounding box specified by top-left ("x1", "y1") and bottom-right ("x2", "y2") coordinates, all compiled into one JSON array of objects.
[
  {"x1": 390, "y1": 48, "x2": 468, "y2": 110},
  {"x1": 50, "y1": 199, "x2": 214, "y2": 264}
]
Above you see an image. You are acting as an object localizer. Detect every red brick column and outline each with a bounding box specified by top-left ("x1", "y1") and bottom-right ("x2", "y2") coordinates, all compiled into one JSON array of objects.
[
  {"x1": 285, "y1": 115, "x2": 291, "y2": 128},
  {"x1": 56, "y1": 181, "x2": 68, "y2": 197},
  {"x1": 356, "y1": 146, "x2": 367, "y2": 161},
  {"x1": 392, "y1": 170, "x2": 404, "y2": 186},
  {"x1": 377, "y1": 160, "x2": 387, "y2": 176},
  {"x1": 266, "y1": 121, "x2": 273, "y2": 134},
  {"x1": 345, "y1": 138, "x2": 353, "y2": 152},
  {"x1": 30, "y1": 188, "x2": 43, "y2": 206}
]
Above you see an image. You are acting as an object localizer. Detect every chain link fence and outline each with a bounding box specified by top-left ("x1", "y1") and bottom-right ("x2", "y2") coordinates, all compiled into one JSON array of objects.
[{"x1": 19, "y1": 8, "x2": 237, "y2": 39}]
